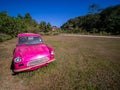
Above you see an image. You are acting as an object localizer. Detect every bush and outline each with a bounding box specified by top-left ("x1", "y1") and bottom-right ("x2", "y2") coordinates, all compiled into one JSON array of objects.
[
  {"x1": 49, "y1": 31, "x2": 59, "y2": 35},
  {"x1": 39, "y1": 31, "x2": 60, "y2": 36},
  {"x1": 0, "y1": 34, "x2": 12, "y2": 42}
]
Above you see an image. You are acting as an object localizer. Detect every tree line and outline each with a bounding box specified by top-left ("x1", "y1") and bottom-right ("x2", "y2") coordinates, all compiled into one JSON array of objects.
[
  {"x1": 0, "y1": 4, "x2": 120, "y2": 42},
  {"x1": 61, "y1": 4, "x2": 120, "y2": 35},
  {"x1": 0, "y1": 12, "x2": 52, "y2": 38}
]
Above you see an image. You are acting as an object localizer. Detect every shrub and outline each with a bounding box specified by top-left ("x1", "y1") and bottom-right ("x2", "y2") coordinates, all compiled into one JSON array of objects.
[
  {"x1": 39, "y1": 31, "x2": 60, "y2": 36},
  {"x1": 0, "y1": 34, "x2": 12, "y2": 42}
]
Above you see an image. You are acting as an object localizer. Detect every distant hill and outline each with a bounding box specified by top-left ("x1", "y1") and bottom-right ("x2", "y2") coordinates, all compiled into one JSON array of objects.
[{"x1": 61, "y1": 4, "x2": 120, "y2": 35}]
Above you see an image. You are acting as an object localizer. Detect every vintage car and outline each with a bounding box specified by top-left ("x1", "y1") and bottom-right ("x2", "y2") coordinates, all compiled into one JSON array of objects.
[{"x1": 11, "y1": 33, "x2": 55, "y2": 73}]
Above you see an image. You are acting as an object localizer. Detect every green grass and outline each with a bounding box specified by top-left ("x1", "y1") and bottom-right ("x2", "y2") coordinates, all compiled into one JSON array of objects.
[{"x1": 0, "y1": 35, "x2": 120, "y2": 90}]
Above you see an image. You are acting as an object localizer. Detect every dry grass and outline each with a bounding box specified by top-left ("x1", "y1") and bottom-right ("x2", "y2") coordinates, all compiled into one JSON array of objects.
[{"x1": 0, "y1": 35, "x2": 120, "y2": 90}]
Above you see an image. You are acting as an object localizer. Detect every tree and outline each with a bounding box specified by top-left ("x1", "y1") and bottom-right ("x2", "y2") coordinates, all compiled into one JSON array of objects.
[
  {"x1": 46, "y1": 22, "x2": 52, "y2": 32},
  {"x1": 39, "y1": 21, "x2": 47, "y2": 32},
  {"x1": 0, "y1": 11, "x2": 11, "y2": 34},
  {"x1": 24, "y1": 13, "x2": 32, "y2": 20},
  {"x1": 61, "y1": 4, "x2": 120, "y2": 35},
  {"x1": 88, "y1": 4, "x2": 102, "y2": 14},
  {"x1": 17, "y1": 14, "x2": 23, "y2": 19},
  {"x1": 99, "y1": 4, "x2": 120, "y2": 34}
]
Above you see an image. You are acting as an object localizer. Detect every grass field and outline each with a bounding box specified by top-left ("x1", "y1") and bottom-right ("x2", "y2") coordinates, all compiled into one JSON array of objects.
[{"x1": 0, "y1": 35, "x2": 120, "y2": 90}]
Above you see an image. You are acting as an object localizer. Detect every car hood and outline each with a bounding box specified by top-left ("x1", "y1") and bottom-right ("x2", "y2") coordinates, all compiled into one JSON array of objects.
[{"x1": 14, "y1": 44, "x2": 49, "y2": 58}]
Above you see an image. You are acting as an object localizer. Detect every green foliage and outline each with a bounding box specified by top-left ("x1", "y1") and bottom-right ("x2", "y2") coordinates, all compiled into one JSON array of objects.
[
  {"x1": 99, "y1": 5, "x2": 120, "y2": 35},
  {"x1": 39, "y1": 21, "x2": 52, "y2": 33},
  {"x1": 0, "y1": 34, "x2": 12, "y2": 42},
  {"x1": 48, "y1": 30, "x2": 59, "y2": 35},
  {"x1": 61, "y1": 4, "x2": 120, "y2": 35},
  {"x1": 39, "y1": 21, "x2": 47, "y2": 32},
  {"x1": 24, "y1": 13, "x2": 32, "y2": 20},
  {"x1": 39, "y1": 30, "x2": 60, "y2": 36},
  {"x1": 46, "y1": 22, "x2": 52, "y2": 32},
  {"x1": 0, "y1": 11, "x2": 53, "y2": 42}
]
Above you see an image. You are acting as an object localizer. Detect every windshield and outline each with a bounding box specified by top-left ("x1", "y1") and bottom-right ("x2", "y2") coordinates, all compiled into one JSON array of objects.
[{"x1": 18, "y1": 36, "x2": 43, "y2": 45}]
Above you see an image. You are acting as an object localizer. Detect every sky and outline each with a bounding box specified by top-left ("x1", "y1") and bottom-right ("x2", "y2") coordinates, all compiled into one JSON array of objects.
[{"x1": 0, "y1": 0, "x2": 120, "y2": 27}]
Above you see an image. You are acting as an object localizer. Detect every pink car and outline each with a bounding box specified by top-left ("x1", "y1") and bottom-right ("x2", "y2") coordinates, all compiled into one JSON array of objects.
[{"x1": 11, "y1": 33, "x2": 55, "y2": 73}]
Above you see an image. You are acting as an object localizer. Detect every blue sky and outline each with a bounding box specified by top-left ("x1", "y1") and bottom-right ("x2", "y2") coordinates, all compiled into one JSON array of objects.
[{"x1": 0, "y1": 0, "x2": 120, "y2": 27}]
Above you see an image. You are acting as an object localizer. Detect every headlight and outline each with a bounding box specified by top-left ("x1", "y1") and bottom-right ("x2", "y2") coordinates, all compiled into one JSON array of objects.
[
  {"x1": 14, "y1": 57, "x2": 22, "y2": 63},
  {"x1": 51, "y1": 51, "x2": 54, "y2": 55}
]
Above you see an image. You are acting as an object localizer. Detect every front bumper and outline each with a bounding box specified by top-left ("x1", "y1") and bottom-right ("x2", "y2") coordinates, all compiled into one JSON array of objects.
[{"x1": 14, "y1": 58, "x2": 55, "y2": 72}]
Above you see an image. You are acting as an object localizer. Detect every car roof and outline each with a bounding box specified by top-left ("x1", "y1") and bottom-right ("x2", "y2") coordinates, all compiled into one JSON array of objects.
[{"x1": 18, "y1": 33, "x2": 40, "y2": 37}]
